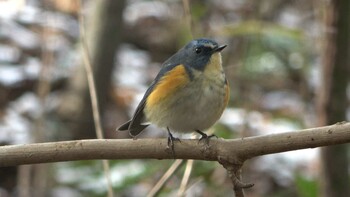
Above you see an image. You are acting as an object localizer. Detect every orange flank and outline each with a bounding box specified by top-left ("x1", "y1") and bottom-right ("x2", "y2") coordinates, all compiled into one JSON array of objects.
[{"x1": 146, "y1": 65, "x2": 189, "y2": 108}]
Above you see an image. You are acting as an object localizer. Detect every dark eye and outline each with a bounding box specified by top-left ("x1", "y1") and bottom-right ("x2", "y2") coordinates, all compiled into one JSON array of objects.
[{"x1": 195, "y1": 47, "x2": 202, "y2": 54}]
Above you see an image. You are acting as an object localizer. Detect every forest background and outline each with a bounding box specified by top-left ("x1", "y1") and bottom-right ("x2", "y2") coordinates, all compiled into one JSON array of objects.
[{"x1": 0, "y1": 0, "x2": 349, "y2": 197}]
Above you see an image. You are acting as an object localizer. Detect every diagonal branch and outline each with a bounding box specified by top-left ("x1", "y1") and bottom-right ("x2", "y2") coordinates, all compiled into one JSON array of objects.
[{"x1": 0, "y1": 122, "x2": 349, "y2": 167}]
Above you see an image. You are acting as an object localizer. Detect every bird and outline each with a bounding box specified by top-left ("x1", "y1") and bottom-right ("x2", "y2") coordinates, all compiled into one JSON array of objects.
[{"x1": 117, "y1": 38, "x2": 229, "y2": 152}]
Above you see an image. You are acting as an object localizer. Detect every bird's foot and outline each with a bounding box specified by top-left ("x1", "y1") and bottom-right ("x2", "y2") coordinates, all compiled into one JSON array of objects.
[
  {"x1": 196, "y1": 130, "x2": 217, "y2": 146},
  {"x1": 167, "y1": 128, "x2": 180, "y2": 158}
]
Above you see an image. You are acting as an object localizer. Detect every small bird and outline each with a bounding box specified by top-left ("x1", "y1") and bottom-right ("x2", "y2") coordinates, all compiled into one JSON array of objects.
[{"x1": 118, "y1": 38, "x2": 229, "y2": 150}]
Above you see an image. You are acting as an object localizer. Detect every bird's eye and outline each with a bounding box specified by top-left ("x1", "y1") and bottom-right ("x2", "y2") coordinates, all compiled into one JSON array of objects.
[{"x1": 195, "y1": 47, "x2": 202, "y2": 54}]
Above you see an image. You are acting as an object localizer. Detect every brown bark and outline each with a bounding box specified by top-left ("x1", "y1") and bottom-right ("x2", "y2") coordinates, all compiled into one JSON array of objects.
[
  {"x1": 0, "y1": 122, "x2": 349, "y2": 167},
  {"x1": 1, "y1": 122, "x2": 349, "y2": 196}
]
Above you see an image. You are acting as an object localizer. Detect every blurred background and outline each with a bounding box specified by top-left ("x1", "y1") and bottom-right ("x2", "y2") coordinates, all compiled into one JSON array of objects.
[{"x1": 0, "y1": 0, "x2": 349, "y2": 196}]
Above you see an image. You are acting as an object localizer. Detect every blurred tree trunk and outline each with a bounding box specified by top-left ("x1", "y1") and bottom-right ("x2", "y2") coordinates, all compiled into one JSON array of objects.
[
  {"x1": 318, "y1": 1, "x2": 350, "y2": 197},
  {"x1": 58, "y1": 0, "x2": 126, "y2": 139}
]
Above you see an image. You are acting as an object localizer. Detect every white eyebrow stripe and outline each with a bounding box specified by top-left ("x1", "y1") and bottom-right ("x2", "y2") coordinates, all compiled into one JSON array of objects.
[{"x1": 202, "y1": 43, "x2": 216, "y2": 48}]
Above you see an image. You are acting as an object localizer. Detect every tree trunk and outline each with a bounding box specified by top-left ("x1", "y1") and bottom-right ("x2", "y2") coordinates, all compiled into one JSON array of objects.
[
  {"x1": 57, "y1": 0, "x2": 126, "y2": 139},
  {"x1": 318, "y1": 1, "x2": 350, "y2": 197}
]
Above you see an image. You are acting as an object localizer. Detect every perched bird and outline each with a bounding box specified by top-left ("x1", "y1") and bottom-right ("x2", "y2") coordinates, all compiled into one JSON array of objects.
[{"x1": 117, "y1": 38, "x2": 229, "y2": 150}]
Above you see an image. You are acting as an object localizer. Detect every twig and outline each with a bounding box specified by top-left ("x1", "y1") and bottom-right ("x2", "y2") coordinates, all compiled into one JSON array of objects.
[
  {"x1": 78, "y1": 0, "x2": 103, "y2": 140},
  {"x1": 149, "y1": 135, "x2": 197, "y2": 196},
  {"x1": 176, "y1": 133, "x2": 199, "y2": 197},
  {"x1": 147, "y1": 160, "x2": 184, "y2": 197},
  {"x1": 78, "y1": 1, "x2": 114, "y2": 197},
  {"x1": 177, "y1": 159, "x2": 194, "y2": 196},
  {"x1": 182, "y1": 0, "x2": 193, "y2": 37},
  {"x1": 176, "y1": 132, "x2": 212, "y2": 196},
  {"x1": 218, "y1": 157, "x2": 254, "y2": 197}
]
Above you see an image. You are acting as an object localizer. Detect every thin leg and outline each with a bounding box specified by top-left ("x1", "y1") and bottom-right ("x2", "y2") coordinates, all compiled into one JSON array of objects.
[
  {"x1": 167, "y1": 127, "x2": 180, "y2": 158},
  {"x1": 195, "y1": 130, "x2": 217, "y2": 145}
]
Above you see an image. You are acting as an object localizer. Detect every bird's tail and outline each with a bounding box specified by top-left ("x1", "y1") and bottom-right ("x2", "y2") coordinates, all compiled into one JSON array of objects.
[
  {"x1": 116, "y1": 120, "x2": 149, "y2": 137},
  {"x1": 117, "y1": 121, "x2": 131, "y2": 131}
]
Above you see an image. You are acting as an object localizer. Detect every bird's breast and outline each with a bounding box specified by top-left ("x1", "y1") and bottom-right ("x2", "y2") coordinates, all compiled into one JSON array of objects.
[{"x1": 144, "y1": 56, "x2": 229, "y2": 132}]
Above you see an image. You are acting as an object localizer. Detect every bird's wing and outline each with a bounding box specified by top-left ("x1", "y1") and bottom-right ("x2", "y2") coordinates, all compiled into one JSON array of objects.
[
  {"x1": 117, "y1": 49, "x2": 189, "y2": 136},
  {"x1": 126, "y1": 62, "x2": 184, "y2": 136},
  {"x1": 126, "y1": 81, "x2": 156, "y2": 137}
]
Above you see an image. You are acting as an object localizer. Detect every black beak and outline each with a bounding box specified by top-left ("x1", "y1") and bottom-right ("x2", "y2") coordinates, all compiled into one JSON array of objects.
[{"x1": 213, "y1": 44, "x2": 227, "y2": 53}]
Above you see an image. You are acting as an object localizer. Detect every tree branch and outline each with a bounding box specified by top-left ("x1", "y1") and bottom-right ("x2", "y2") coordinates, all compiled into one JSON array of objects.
[
  {"x1": 1, "y1": 122, "x2": 349, "y2": 167},
  {"x1": 1, "y1": 122, "x2": 349, "y2": 195}
]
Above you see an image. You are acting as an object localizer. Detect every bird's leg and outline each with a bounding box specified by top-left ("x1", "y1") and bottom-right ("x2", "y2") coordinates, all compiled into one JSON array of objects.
[
  {"x1": 195, "y1": 130, "x2": 217, "y2": 145},
  {"x1": 167, "y1": 127, "x2": 180, "y2": 158}
]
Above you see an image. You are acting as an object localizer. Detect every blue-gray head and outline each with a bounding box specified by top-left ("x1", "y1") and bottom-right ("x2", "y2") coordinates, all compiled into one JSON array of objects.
[{"x1": 164, "y1": 38, "x2": 227, "y2": 71}]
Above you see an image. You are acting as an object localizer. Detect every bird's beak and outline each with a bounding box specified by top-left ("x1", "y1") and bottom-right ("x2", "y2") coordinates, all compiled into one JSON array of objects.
[{"x1": 213, "y1": 44, "x2": 227, "y2": 53}]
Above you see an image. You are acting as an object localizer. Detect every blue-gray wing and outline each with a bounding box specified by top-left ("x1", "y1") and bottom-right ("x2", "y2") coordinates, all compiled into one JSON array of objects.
[{"x1": 117, "y1": 50, "x2": 188, "y2": 137}]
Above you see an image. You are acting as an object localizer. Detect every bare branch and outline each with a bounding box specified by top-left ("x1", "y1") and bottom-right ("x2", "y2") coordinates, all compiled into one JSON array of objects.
[
  {"x1": 0, "y1": 122, "x2": 349, "y2": 167},
  {"x1": 147, "y1": 159, "x2": 184, "y2": 197},
  {"x1": 177, "y1": 159, "x2": 194, "y2": 196}
]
